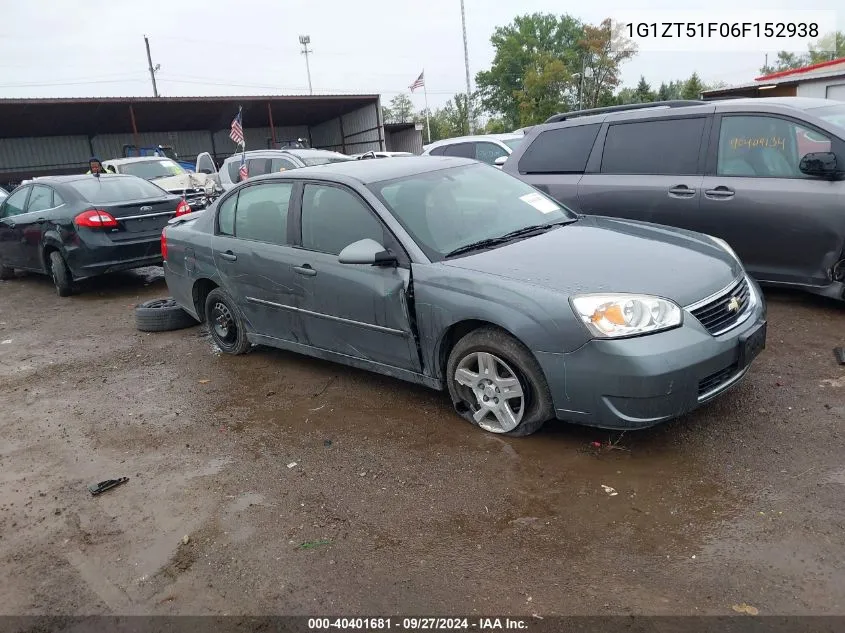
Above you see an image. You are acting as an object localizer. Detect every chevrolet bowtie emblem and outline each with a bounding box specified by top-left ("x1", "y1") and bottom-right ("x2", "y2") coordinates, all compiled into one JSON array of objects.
[{"x1": 727, "y1": 296, "x2": 741, "y2": 312}]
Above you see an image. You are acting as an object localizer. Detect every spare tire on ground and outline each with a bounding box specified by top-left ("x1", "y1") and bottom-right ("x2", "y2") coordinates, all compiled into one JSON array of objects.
[{"x1": 135, "y1": 298, "x2": 198, "y2": 332}]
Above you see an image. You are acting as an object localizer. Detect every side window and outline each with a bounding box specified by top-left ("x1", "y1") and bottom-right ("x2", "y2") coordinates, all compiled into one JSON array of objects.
[
  {"x1": 428, "y1": 146, "x2": 447, "y2": 156},
  {"x1": 217, "y1": 193, "x2": 237, "y2": 236},
  {"x1": 518, "y1": 124, "x2": 601, "y2": 174},
  {"x1": 601, "y1": 118, "x2": 706, "y2": 176},
  {"x1": 246, "y1": 159, "x2": 269, "y2": 177},
  {"x1": 26, "y1": 186, "x2": 53, "y2": 213},
  {"x1": 270, "y1": 157, "x2": 298, "y2": 172},
  {"x1": 1, "y1": 187, "x2": 29, "y2": 218},
  {"x1": 475, "y1": 142, "x2": 508, "y2": 165},
  {"x1": 301, "y1": 184, "x2": 383, "y2": 255},
  {"x1": 234, "y1": 183, "x2": 292, "y2": 245},
  {"x1": 443, "y1": 143, "x2": 476, "y2": 159},
  {"x1": 717, "y1": 115, "x2": 831, "y2": 178},
  {"x1": 227, "y1": 161, "x2": 241, "y2": 183},
  {"x1": 52, "y1": 190, "x2": 65, "y2": 207}
]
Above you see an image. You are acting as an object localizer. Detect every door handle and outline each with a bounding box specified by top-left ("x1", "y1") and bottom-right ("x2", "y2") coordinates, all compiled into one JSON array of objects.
[
  {"x1": 704, "y1": 186, "x2": 735, "y2": 199},
  {"x1": 218, "y1": 250, "x2": 237, "y2": 262},
  {"x1": 668, "y1": 185, "x2": 696, "y2": 198},
  {"x1": 294, "y1": 264, "x2": 317, "y2": 277}
]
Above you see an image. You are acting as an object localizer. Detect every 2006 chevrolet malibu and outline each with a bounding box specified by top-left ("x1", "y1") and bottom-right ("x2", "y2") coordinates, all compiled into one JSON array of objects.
[{"x1": 162, "y1": 157, "x2": 767, "y2": 436}]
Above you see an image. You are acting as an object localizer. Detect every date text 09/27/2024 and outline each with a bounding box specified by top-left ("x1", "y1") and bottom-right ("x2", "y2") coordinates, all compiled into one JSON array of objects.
[{"x1": 307, "y1": 618, "x2": 530, "y2": 631}]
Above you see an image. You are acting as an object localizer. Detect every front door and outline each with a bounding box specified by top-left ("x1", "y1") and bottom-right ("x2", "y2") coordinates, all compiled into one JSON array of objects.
[
  {"x1": 0, "y1": 186, "x2": 32, "y2": 269},
  {"x1": 16, "y1": 185, "x2": 56, "y2": 270},
  {"x1": 698, "y1": 114, "x2": 845, "y2": 286},
  {"x1": 291, "y1": 182, "x2": 420, "y2": 373},
  {"x1": 211, "y1": 181, "x2": 303, "y2": 341},
  {"x1": 577, "y1": 116, "x2": 710, "y2": 228}
]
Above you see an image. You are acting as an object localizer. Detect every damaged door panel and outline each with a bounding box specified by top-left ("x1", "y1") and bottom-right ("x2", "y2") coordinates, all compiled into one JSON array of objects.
[{"x1": 293, "y1": 250, "x2": 422, "y2": 373}]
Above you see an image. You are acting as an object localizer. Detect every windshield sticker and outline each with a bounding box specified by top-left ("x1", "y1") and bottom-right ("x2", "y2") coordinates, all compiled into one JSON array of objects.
[
  {"x1": 520, "y1": 192, "x2": 560, "y2": 214},
  {"x1": 730, "y1": 136, "x2": 785, "y2": 151}
]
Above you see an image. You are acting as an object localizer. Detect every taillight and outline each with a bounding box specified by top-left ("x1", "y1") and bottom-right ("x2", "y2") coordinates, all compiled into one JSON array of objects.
[
  {"x1": 161, "y1": 228, "x2": 168, "y2": 261},
  {"x1": 175, "y1": 199, "x2": 191, "y2": 216},
  {"x1": 74, "y1": 209, "x2": 118, "y2": 228}
]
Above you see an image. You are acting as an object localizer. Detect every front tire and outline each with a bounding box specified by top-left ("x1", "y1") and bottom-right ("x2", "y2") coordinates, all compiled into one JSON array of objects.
[
  {"x1": 446, "y1": 327, "x2": 553, "y2": 436},
  {"x1": 204, "y1": 288, "x2": 251, "y2": 355},
  {"x1": 48, "y1": 251, "x2": 73, "y2": 297}
]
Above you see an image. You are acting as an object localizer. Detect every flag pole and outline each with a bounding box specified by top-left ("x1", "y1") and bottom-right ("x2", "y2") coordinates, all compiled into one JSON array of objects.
[{"x1": 422, "y1": 71, "x2": 431, "y2": 143}]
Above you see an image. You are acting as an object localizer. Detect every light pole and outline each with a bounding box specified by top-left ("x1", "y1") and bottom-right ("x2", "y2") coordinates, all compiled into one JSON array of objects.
[
  {"x1": 299, "y1": 35, "x2": 313, "y2": 95},
  {"x1": 460, "y1": 0, "x2": 473, "y2": 134}
]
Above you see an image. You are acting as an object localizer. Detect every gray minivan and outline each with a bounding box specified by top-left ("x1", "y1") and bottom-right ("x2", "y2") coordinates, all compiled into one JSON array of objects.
[{"x1": 503, "y1": 98, "x2": 845, "y2": 301}]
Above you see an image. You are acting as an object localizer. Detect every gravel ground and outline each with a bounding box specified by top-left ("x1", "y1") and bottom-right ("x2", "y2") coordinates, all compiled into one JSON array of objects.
[{"x1": 0, "y1": 267, "x2": 843, "y2": 617}]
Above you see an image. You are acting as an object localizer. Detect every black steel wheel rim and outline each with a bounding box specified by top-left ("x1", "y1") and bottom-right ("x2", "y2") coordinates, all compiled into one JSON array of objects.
[{"x1": 211, "y1": 301, "x2": 237, "y2": 345}]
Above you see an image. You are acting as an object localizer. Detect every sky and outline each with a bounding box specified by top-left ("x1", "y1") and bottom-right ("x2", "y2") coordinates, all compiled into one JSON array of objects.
[{"x1": 0, "y1": 0, "x2": 841, "y2": 114}]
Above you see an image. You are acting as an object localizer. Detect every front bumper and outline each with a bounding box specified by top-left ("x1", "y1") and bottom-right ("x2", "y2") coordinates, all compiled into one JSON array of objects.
[{"x1": 536, "y1": 277, "x2": 767, "y2": 430}]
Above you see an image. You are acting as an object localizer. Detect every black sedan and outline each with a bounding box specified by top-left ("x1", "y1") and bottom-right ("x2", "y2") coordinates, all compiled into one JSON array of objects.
[{"x1": 0, "y1": 174, "x2": 191, "y2": 296}]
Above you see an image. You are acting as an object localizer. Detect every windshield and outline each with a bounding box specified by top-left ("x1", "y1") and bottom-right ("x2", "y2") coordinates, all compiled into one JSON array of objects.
[
  {"x1": 301, "y1": 154, "x2": 354, "y2": 166},
  {"x1": 502, "y1": 138, "x2": 524, "y2": 150},
  {"x1": 70, "y1": 176, "x2": 169, "y2": 203},
  {"x1": 368, "y1": 163, "x2": 575, "y2": 260},
  {"x1": 118, "y1": 159, "x2": 186, "y2": 180},
  {"x1": 813, "y1": 103, "x2": 845, "y2": 134}
]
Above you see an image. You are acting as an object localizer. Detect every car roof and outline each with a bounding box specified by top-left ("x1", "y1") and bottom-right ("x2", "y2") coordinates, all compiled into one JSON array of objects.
[
  {"x1": 224, "y1": 148, "x2": 350, "y2": 161},
  {"x1": 249, "y1": 156, "x2": 476, "y2": 185},
  {"x1": 16, "y1": 174, "x2": 135, "y2": 184},
  {"x1": 104, "y1": 156, "x2": 177, "y2": 165},
  {"x1": 425, "y1": 134, "x2": 521, "y2": 149}
]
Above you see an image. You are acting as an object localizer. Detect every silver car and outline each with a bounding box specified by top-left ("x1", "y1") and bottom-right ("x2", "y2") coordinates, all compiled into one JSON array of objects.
[
  {"x1": 421, "y1": 134, "x2": 525, "y2": 167},
  {"x1": 162, "y1": 157, "x2": 767, "y2": 436}
]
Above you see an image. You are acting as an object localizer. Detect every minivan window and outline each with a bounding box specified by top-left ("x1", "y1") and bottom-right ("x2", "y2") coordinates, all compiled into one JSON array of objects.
[
  {"x1": 717, "y1": 115, "x2": 831, "y2": 178},
  {"x1": 601, "y1": 118, "x2": 706, "y2": 176},
  {"x1": 69, "y1": 177, "x2": 168, "y2": 203},
  {"x1": 813, "y1": 103, "x2": 845, "y2": 133},
  {"x1": 518, "y1": 124, "x2": 601, "y2": 174}
]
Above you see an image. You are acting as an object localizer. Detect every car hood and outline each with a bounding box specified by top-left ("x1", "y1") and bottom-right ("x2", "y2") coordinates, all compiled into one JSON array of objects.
[
  {"x1": 442, "y1": 215, "x2": 744, "y2": 307},
  {"x1": 151, "y1": 172, "x2": 211, "y2": 192}
]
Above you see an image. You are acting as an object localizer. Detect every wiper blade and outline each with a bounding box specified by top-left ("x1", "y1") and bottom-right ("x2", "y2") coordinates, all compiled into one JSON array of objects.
[
  {"x1": 445, "y1": 220, "x2": 576, "y2": 258},
  {"x1": 496, "y1": 220, "x2": 574, "y2": 240},
  {"x1": 445, "y1": 237, "x2": 512, "y2": 258}
]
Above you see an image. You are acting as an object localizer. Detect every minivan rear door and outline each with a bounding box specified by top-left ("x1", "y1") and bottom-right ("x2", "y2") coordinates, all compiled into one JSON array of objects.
[{"x1": 699, "y1": 113, "x2": 845, "y2": 286}]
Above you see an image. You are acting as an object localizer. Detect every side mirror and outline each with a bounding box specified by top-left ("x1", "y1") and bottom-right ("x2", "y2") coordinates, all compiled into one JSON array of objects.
[
  {"x1": 799, "y1": 152, "x2": 840, "y2": 179},
  {"x1": 494, "y1": 156, "x2": 508, "y2": 167},
  {"x1": 338, "y1": 238, "x2": 397, "y2": 266}
]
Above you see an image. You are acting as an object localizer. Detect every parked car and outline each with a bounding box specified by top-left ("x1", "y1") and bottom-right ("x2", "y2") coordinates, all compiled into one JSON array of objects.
[
  {"x1": 421, "y1": 134, "x2": 525, "y2": 167},
  {"x1": 103, "y1": 157, "x2": 219, "y2": 211},
  {"x1": 162, "y1": 157, "x2": 766, "y2": 436},
  {"x1": 121, "y1": 144, "x2": 195, "y2": 172},
  {"x1": 504, "y1": 97, "x2": 845, "y2": 301},
  {"x1": 353, "y1": 151, "x2": 415, "y2": 159},
  {"x1": 202, "y1": 149, "x2": 355, "y2": 192},
  {"x1": 0, "y1": 174, "x2": 190, "y2": 296}
]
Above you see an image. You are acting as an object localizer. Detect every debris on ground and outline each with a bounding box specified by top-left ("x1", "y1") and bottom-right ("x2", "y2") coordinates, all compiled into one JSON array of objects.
[
  {"x1": 732, "y1": 603, "x2": 759, "y2": 615},
  {"x1": 88, "y1": 477, "x2": 128, "y2": 496},
  {"x1": 310, "y1": 404, "x2": 326, "y2": 412},
  {"x1": 834, "y1": 347, "x2": 845, "y2": 365},
  {"x1": 324, "y1": 439, "x2": 332, "y2": 447},
  {"x1": 287, "y1": 462, "x2": 297, "y2": 469},
  {"x1": 198, "y1": 379, "x2": 210, "y2": 384},
  {"x1": 298, "y1": 539, "x2": 331, "y2": 550},
  {"x1": 181, "y1": 535, "x2": 190, "y2": 545},
  {"x1": 601, "y1": 485, "x2": 618, "y2": 496},
  {"x1": 1, "y1": 339, "x2": 12, "y2": 344}
]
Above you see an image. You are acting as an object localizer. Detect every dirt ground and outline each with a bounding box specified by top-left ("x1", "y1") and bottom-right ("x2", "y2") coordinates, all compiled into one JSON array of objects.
[{"x1": 0, "y1": 266, "x2": 843, "y2": 617}]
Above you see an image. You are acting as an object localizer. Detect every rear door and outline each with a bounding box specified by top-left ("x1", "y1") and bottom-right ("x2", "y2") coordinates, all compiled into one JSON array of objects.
[
  {"x1": 699, "y1": 113, "x2": 845, "y2": 286},
  {"x1": 0, "y1": 186, "x2": 32, "y2": 268},
  {"x1": 577, "y1": 115, "x2": 711, "y2": 227},
  {"x1": 290, "y1": 182, "x2": 420, "y2": 372},
  {"x1": 16, "y1": 185, "x2": 57, "y2": 270},
  {"x1": 210, "y1": 182, "x2": 302, "y2": 341}
]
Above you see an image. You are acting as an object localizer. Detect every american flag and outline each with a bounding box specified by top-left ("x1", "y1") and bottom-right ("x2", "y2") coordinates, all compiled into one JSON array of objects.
[
  {"x1": 230, "y1": 107, "x2": 245, "y2": 146},
  {"x1": 238, "y1": 152, "x2": 248, "y2": 181},
  {"x1": 409, "y1": 70, "x2": 425, "y2": 92}
]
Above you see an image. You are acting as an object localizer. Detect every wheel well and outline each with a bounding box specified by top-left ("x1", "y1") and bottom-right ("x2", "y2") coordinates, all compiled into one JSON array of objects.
[
  {"x1": 42, "y1": 245, "x2": 60, "y2": 272},
  {"x1": 438, "y1": 319, "x2": 509, "y2": 378},
  {"x1": 192, "y1": 279, "x2": 218, "y2": 322}
]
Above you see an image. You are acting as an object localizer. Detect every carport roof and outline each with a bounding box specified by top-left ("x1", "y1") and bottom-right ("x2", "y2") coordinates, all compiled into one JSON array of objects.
[{"x1": 0, "y1": 94, "x2": 381, "y2": 138}]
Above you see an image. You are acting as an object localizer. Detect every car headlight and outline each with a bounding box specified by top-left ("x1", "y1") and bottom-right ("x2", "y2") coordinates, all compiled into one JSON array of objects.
[
  {"x1": 570, "y1": 294, "x2": 682, "y2": 338},
  {"x1": 709, "y1": 236, "x2": 740, "y2": 263}
]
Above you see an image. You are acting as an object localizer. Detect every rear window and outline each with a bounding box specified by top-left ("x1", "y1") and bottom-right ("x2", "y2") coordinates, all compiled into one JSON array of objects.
[
  {"x1": 518, "y1": 124, "x2": 601, "y2": 174},
  {"x1": 69, "y1": 177, "x2": 169, "y2": 203},
  {"x1": 300, "y1": 154, "x2": 354, "y2": 166}
]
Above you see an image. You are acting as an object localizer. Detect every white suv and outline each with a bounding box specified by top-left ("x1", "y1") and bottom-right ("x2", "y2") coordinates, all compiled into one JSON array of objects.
[{"x1": 421, "y1": 133, "x2": 525, "y2": 167}]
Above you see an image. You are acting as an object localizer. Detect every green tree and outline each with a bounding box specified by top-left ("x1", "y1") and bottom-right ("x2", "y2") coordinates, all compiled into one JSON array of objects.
[
  {"x1": 616, "y1": 87, "x2": 637, "y2": 105},
  {"x1": 484, "y1": 117, "x2": 509, "y2": 134},
  {"x1": 515, "y1": 53, "x2": 573, "y2": 124},
  {"x1": 634, "y1": 75, "x2": 654, "y2": 103},
  {"x1": 385, "y1": 93, "x2": 414, "y2": 123},
  {"x1": 579, "y1": 18, "x2": 638, "y2": 109},
  {"x1": 475, "y1": 13, "x2": 585, "y2": 129},
  {"x1": 682, "y1": 72, "x2": 704, "y2": 100},
  {"x1": 759, "y1": 31, "x2": 845, "y2": 74}
]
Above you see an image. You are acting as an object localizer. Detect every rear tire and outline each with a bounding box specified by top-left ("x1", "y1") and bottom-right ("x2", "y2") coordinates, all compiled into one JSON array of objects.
[
  {"x1": 135, "y1": 298, "x2": 198, "y2": 332},
  {"x1": 48, "y1": 251, "x2": 73, "y2": 297},
  {"x1": 446, "y1": 327, "x2": 553, "y2": 437},
  {"x1": 0, "y1": 265, "x2": 14, "y2": 280},
  {"x1": 204, "y1": 288, "x2": 251, "y2": 355}
]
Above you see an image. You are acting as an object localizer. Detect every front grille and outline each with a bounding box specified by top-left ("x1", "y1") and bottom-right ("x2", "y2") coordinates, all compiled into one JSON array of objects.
[
  {"x1": 698, "y1": 362, "x2": 739, "y2": 398},
  {"x1": 690, "y1": 277, "x2": 751, "y2": 335}
]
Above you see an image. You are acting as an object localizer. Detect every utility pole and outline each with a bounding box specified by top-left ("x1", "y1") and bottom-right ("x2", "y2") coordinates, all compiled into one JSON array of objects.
[
  {"x1": 299, "y1": 35, "x2": 313, "y2": 95},
  {"x1": 144, "y1": 35, "x2": 159, "y2": 98},
  {"x1": 460, "y1": 0, "x2": 474, "y2": 134}
]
